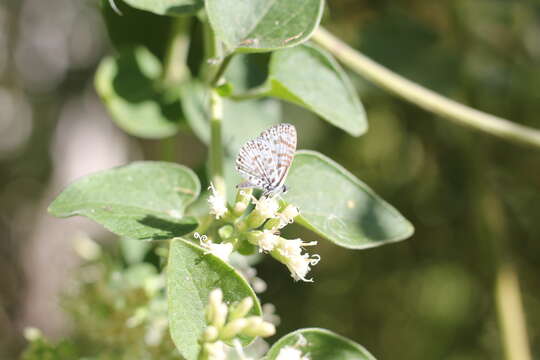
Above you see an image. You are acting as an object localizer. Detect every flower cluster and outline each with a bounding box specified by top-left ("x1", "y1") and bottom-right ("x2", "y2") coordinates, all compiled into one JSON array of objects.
[
  {"x1": 199, "y1": 289, "x2": 275, "y2": 360},
  {"x1": 203, "y1": 186, "x2": 321, "y2": 282}
]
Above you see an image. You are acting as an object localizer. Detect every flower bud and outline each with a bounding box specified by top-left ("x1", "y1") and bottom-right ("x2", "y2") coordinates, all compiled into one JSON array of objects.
[
  {"x1": 228, "y1": 297, "x2": 254, "y2": 321},
  {"x1": 207, "y1": 289, "x2": 223, "y2": 323},
  {"x1": 242, "y1": 316, "x2": 275, "y2": 337},
  {"x1": 246, "y1": 197, "x2": 279, "y2": 229},
  {"x1": 203, "y1": 340, "x2": 227, "y2": 360},
  {"x1": 218, "y1": 225, "x2": 234, "y2": 240},
  {"x1": 220, "y1": 318, "x2": 247, "y2": 340},
  {"x1": 202, "y1": 326, "x2": 219, "y2": 342},
  {"x1": 213, "y1": 303, "x2": 228, "y2": 329},
  {"x1": 233, "y1": 188, "x2": 253, "y2": 216}
]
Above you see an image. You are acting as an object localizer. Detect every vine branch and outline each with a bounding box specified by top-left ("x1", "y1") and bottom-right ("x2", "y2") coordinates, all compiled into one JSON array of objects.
[{"x1": 312, "y1": 27, "x2": 540, "y2": 149}]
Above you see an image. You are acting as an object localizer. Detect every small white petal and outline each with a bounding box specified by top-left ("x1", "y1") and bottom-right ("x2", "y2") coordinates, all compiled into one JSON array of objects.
[
  {"x1": 208, "y1": 183, "x2": 228, "y2": 219},
  {"x1": 254, "y1": 196, "x2": 279, "y2": 219},
  {"x1": 276, "y1": 346, "x2": 310, "y2": 360},
  {"x1": 258, "y1": 230, "x2": 278, "y2": 252}
]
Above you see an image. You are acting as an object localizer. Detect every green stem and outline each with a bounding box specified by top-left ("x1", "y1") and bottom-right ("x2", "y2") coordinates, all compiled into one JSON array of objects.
[
  {"x1": 228, "y1": 84, "x2": 271, "y2": 101},
  {"x1": 202, "y1": 21, "x2": 223, "y2": 83},
  {"x1": 210, "y1": 54, "x2": 234, "y2": 87},
  {"x1": 481, "y1": 193, "x2": 532, "y2": 360},
  {"x1": 162, "y1": 17, "x2": 191, "y2": 85},
  {"x1": 311, "y1": 27, "x2": 540, "y2": 149},
  {"x1": 210, "y1": 89, "x2": 226, "y2": 198}
]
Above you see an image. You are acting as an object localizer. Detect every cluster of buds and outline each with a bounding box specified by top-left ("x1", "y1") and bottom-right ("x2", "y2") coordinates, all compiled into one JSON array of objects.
[
  {"x1": 199, "y1": 289, "x2": 275, "y2": 360},
  {"x1": 205, "y1": 185, "x2": 321, "y2": 282}
]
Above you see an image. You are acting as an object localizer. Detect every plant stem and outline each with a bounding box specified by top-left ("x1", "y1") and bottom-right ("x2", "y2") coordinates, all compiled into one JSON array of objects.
[
  {"x1": 163, "y1": 17, "x2": 191, "y2": 85},
  {"x1": 210, "y1": 89, "x2": 226, "y2": 198},
  {"x1": 229, "y1": 84, "x2": 271, "y2": 101},
  {"x1": 312, "y1": 27, "x2": 540, "y2": 149},
  {"x1": 481, "y1": 193, "x2": 532, "y2": 360},
  {"x1": 210, "y1": 54, "x2": 234, "y2": 87}
]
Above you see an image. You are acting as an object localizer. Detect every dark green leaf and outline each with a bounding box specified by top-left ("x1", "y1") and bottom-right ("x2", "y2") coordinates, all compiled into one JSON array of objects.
[
  {"x1": 101, "y1": 0, "x2": 172, "y2": 59},
  {"x1": 283, "y1": 151, "x2": 414, "y2": 249},
  {"x1": 168, "y1": 238, "x2": 262, "y2": 360},
  {"x1": 49, "y1": 162, "x2": 200, "y2": 240},
  {"x1": 266, "y1": 328, "x2": 377, "y2": 360},
  {"x1": 206, "y1": 0, "x2": 324, "y2": 52},
  {"x1": 268, "y1": 44, "x2": 367, "y2": 136},
  {"x1": 95, "y1": 47, "x2": 182, "y2": 139},
  {"x1": 123, "y1": 0, "x2": 203, "y2": 16}
]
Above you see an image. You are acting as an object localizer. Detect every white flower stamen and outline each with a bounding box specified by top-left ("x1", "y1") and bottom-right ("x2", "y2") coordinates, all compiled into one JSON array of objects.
[
  {"x1": 252, "y1": 195, "x2": 279, "y2": 219},
  {"x1": 273, "y1": 238, "x2": 320, "y2": 282},
  {"x1": 208, "y1": 182, "x2": 228, "y2": 219},
  {"x1": 258, "y1": 230, "x2": 279, "y2": 252},
  {"x1": 277, "y1": 205, "x2": 300, "y2": 228},
  {"x1": 195, "y1": 232, "x2": 233, "y2": 262}
]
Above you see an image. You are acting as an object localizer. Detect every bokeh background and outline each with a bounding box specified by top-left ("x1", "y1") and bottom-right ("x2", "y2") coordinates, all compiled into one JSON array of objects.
[{"x1": 1, "y1": 0, "x2": 539, "y2": 359}]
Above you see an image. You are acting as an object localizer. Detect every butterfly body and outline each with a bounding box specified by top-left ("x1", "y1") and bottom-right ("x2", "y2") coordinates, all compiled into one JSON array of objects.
[{"x1": 235, "y1": 123, "x2": 297, "y2": 197}]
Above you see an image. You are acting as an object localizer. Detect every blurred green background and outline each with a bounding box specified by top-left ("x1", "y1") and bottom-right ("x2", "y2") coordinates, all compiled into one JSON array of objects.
[{"x1": 1, "y1": 0, "x2": 539, "y2": 359}]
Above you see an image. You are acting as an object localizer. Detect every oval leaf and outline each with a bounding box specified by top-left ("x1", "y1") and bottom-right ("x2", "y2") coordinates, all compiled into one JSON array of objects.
[
  {"x1": 168, "y1": 238, "x2": 262, "y2": 360},
  {"x1": 95, "y1": 46, "x2": 182, "y2": 139},
  {"x1": 48, "y1": 162, "x2": 200, "y2": 240},
  {"x1": 283, "y1": 151, "x2": 414, "y2": 249},
  {"x1": 268, "y1": 44, "x2": 367, "y2": 136},
  {"x1": 206, "y1": 0, "x2": 324, "y2": 52},
  {"x1": 123, "y1": 0, "x2": 203, "y2": 16},
  {"x1": 266, "y1": 328, "x2": 377, "y2": 360}
]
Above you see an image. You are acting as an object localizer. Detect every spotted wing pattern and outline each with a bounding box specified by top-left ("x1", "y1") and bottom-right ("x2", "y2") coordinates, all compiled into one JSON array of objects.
[
  {"x1": 259, "y1": 123, "x2": 297, "y2": 189},
  {"x1": 235, "y1": 123, "x2": 297, "y2": 193}
]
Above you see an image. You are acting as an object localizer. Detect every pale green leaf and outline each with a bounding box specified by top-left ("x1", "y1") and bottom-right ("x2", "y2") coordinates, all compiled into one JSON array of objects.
[
  {"x1": 283, "y1": 151, "x2": 414, "y2": 249},
  {"x1": 266, "y1": 328, "x2": 377, "y2": 360},
  {"x1": 95, "y1": 46, "x2": 182, "y2": 139},
  {"x1": 206, "y1": 0, "x2": 324, "y2": 52},
  {"x1": 122, "y1": 0, "x2": 203, "y2": 16},
  {"x1": 168, "y1": 238, "x2": 262, "y2": 360},
  {"x1": 49, "y1": 162, "x2": 200, "y2": 240},
  {"x1": 268, "y1": 44, "x2": 367, "y2": 136}
]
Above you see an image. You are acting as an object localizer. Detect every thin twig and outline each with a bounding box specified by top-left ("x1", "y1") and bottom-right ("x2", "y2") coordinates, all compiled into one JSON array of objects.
[{"x1": 312, "y1": 27, "x2": 540, "y2": 148}]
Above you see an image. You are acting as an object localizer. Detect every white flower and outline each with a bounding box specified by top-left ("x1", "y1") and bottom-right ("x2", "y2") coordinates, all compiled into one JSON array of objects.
[
  {"x1": 276, "y1": 346, "x2": 310, "y2": 360},
  {"x1": 258, "y1": 230, "x2": 279, "y2": 252},
  {"x1": 196, "y1": 233, "x2": 233, "y2": 262},
  {"x1": 254, "y1": 196, "x2": 279, "y2": 219},
  {"x1": 277, "y1": 205, "x2": 300, "y2": 228},
  {"x1": 274, "y1": 238, "x2": 320, "y2": 282},
  {"x1": 208, "y1": 183, "x2": 228, "y2": 219},
  {"x1": 206, "y1": 242, "x2": 234, "y2": 262}
]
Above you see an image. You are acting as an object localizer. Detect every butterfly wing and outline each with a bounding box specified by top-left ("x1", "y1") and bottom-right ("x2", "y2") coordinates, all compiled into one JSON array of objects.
[
  {"x1": 259, "y1": 123, "x2": 297, "y2": 189},
  {"x1": 235, "y1": 138, "x2": 276, "y2": 191}
]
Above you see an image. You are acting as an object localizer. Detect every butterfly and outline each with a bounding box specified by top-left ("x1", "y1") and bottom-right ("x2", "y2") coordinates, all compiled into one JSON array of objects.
[{"x1": 235, "y1": 123, "x2": 297, "y2": 197}]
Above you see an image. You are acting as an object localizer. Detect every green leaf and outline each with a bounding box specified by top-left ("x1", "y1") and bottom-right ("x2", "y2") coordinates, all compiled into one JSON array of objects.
[
  {"x1": 168, "y1": 238, "x2": 262, "y2": 360},
  {"x1": 122, "y1": 0, "x2": 203, "y2": 16},
  {"x1": 206, "y1": 0, "x2": 324, "y2": 52},
  {"x1": 49, "y1": 162, "x2": 200, "y2": 240},
  {"x1": 268, "y1": 44, "x2": 367, "y2": 136},
  {"x1": 95, "y1": 46, "x2": 182, "y2": 139},
  {"x1": 181, "y1": 80, "x2": 281, "y2": 201},
  {"x1": 266, "y1": 328, "x2": 377, "y2": 360},
  {"x1": 101, "y1": 0, "x2": 172, "y2": 59},
  {"x1": 283, "y1": 151, "x2": 414, "y2": 249}
]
